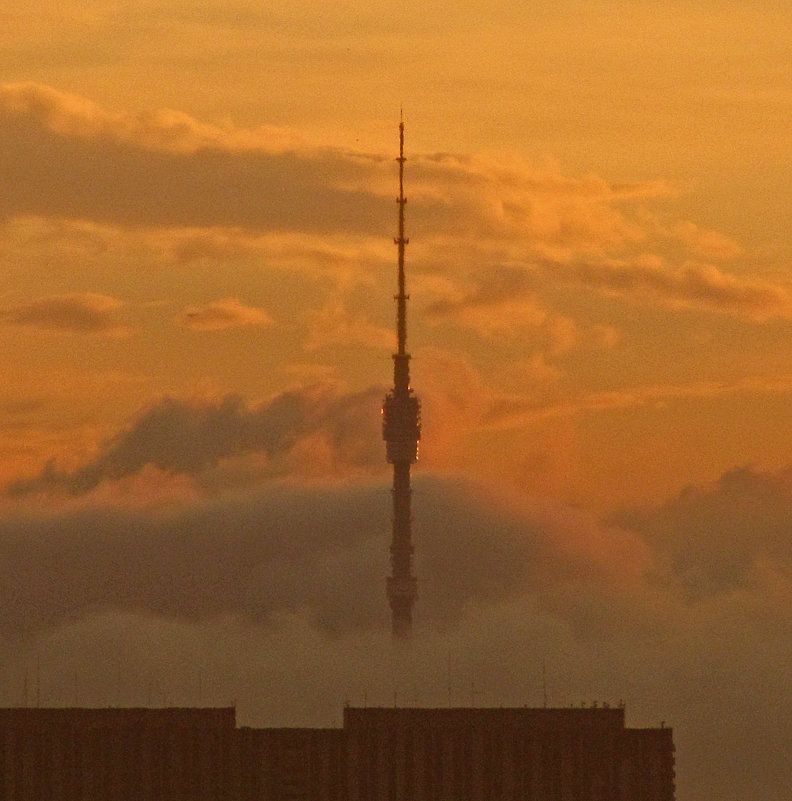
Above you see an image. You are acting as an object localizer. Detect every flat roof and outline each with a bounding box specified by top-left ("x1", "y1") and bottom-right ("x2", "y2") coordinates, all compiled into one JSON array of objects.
[
  {"x1": 0, "y1": 707, "x2": 236, "y2": 729},
  {"x1": 343, "y1": 706, "x2": 629, "y2": 732}
]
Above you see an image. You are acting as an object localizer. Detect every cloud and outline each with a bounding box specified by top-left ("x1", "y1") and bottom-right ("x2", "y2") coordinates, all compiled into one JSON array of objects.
[
  {"x1": 617, "y1": 464, "x2": 792, "y2": 600},
  {"x1": 179, "y1": 297, "x2": 273, "y2": 331},
  {"x1": 671, "y1": 220, "x2": 743, "y2": 261},
  {"x1": 419, "y1": 265, "x2": 621, "y2": 357},
  {"x1": 1, "y1": 462, "x2": 792, "y2": 801},
  {"x1": 545, "y1": 258, "x2": 792, "y2": 321},
  {"x1": 303, "y1": 296, "x2": 393, "y2": 351},
  {"x1": 407, "y1": 151, "x2": 664, "y2": 255},
  {"x1": 0, "y1": 292, "x2": 127, "y2": 334},
  {"x1": 0, "y1": 473, "x2": 653, "y2": 640},
  {"x1": 0, "y1": 83, "x2": 389, "y2": 234},
  {"x1": 0, "y1": 83, "x2": 307, "y2": 154},
  {"x1": 0, "y1": 83, "x2": 684, "y2": 265},
  {"x1": 3, "y1": 82, "x2": 777, "y2": 352},
  {"x1": 0, "y1": 480, "x2": 387, "y2": 638},
  {"x1": 423, "y1": 265, "x2": 548, "y2": 334},
  {"x1": 481, "y1": 374, "x2": 792, "y2": 430},
  {"x1": 7, "y1": 384, "x2": 386, "y2": 496}
]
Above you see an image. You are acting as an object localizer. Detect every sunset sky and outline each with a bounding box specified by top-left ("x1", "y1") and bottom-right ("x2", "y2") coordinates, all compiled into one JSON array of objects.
[{"x1": 2, "y1": 3, "x2": 792, "y2": 799}]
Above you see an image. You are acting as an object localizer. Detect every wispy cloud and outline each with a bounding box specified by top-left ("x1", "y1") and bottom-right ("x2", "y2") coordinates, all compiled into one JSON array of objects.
[
  {"x1": 423, "y1": 265, "x2": 547, "y2": 334},
  {"x1": 2, "y1": 83, "x2": 774, "y2": 341},
  {"x1": 179, "y1": 297, "x2": 273, "y2": 331},
  {"x1": 483, "y1": 374, "x2": 792, "y2": 429},
  {"x1": 0, "y1": 292, "x2": 127, "y2": 334},
  {"x1": 541, "y1": 258, "x2": 792, "y2": 321},
  {"x1": 0, "y1": 83, "x2": 308, "y2": 154},
  {"x1": 303, "y1": 297, "x2": 393, "y2": 351}
]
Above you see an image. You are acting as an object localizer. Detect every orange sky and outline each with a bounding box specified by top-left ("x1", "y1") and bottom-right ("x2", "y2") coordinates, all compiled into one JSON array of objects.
[
  {"x1": 3, "y1": 2, "x2": 792, "y2": 508},
  {"x1": 3, "y1": 4, "x2": 792, "y2": 800}
]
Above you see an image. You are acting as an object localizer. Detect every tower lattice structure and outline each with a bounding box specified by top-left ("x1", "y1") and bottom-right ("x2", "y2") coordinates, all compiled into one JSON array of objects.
[{"x1": 382, "y1": 120, "x2": 421, "y2": 638}]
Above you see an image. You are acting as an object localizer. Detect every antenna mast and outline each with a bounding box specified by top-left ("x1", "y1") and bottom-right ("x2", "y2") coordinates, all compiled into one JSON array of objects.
[{"x1": 382, "y1": 117, "x2": 421, "y2": 638}]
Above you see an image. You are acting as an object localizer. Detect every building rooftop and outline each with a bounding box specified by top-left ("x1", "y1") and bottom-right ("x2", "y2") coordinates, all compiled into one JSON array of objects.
[
  {"x1": 343, "y1": 706, "x2": 632, "y2": 732},
  {"x1": 0, "y1": 706, "x2": 236, "y2": 729}
]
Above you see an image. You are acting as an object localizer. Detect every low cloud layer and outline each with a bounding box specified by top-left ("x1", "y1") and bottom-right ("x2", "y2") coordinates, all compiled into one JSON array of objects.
[
  {"x1": 0, "y1": 374, "x2": 790, "y2": 801},
  {"x1": 618, "y1": 464, "x2": 792, "y2": 599},
  {"x1": 1, "y1": 466, "x2": 792, "y2": 801},
  {"x1": 0, "y1": 476, "x2": 576, "y2": 638}
]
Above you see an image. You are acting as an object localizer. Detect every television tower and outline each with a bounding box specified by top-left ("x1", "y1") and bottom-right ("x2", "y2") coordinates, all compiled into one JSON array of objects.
[{"x1": 382, "y1": 119, "x2": 421, "y2": 638}]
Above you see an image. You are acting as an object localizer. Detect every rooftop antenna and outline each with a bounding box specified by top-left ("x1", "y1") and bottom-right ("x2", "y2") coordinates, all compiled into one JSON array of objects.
[
  {"x1": 447, "y1": 653, "x2": 452, "y2": 707},
  {"x1": 542, "y1": 660, "x2": 548, "y2": 708},
  {"x1": 470, "y1": 680, "x2": 482, "y2": 707},
  {"x1": 382, "y1": 115, "x2": 421, "y2": 638}
]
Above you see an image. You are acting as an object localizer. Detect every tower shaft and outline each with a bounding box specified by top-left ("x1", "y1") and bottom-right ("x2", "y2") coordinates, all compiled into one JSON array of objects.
[{"x1": 382, "y1": 120, "x2": 421, "y2": 638}]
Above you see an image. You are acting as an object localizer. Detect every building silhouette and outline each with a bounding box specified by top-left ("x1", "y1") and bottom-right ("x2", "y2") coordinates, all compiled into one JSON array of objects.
[{"x1": 0, "y1": 704, "x2": 675, "y2": 800}]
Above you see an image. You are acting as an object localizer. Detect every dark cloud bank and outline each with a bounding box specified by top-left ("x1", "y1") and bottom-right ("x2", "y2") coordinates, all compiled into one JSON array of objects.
[
  {"x1": 0, "y1": 476, "x2": 540, "y2": 638},
  {"x1": 9, "y1": 385, "x2": 386, "y2": 495}
]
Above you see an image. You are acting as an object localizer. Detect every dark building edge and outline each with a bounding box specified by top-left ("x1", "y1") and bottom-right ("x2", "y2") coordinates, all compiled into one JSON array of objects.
[{"x1": 0, "y1": 705, "x2": 675, "y2": 800}]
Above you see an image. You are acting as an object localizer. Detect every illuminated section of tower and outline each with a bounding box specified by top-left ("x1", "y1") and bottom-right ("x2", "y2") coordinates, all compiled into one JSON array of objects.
[{"x1": 382, "y1": 120, "x2": 421, "y2": 638}]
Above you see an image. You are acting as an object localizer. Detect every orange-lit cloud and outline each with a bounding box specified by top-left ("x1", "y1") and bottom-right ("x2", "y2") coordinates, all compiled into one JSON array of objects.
[
  {"x1": 7, "y1": 384, "x2": 386, "y2": 496},
  {"x1": 542, "y1": 258, "x2": 792, "y2": 321},
  {"x1": 482, "y1": 374, "x2": 792, "y2": 430},
  {"x1": 0, "y1": 83, "x2": 712, "y2": 269},
  {"x1": 0, "y1": 83, "x2": 388, "y2": 233},
  {"x1": 0, "y1": 83, "x2": 307, "y2": 154},
  {"x1": 179, "y1": 297, "x2": 273, "y2": 331},
  {"x1": 0, "y1": 292, "x2": 127, "y2": 334},
  {"x1": 423, "y1": 265, "x2": 547, "y2": 334},
  {"x1": 303, "y1": 296, "x2": 393, "y2": 352},
  {"x1": 5, "y1": 82, "x2": 784, "y2": 360},
  {"x1": 671, "y1": 221, "x2": 743, "y2": 261}
]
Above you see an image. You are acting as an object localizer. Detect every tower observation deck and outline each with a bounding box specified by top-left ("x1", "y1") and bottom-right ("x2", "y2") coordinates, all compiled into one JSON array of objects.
[{"x1": 382, "y1": 120, "x2": 421, "y2": 638}]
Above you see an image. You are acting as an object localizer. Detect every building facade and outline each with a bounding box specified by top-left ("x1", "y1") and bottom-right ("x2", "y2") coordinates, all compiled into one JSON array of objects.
[{"x1": 0, "y1": 705, "x2": 674, "y2": 800}]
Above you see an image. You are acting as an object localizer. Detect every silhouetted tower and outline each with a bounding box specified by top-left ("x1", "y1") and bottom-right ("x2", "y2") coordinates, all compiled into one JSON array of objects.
[{"x1": 382, "y1": 120, "x2": 421, "y2": 638}]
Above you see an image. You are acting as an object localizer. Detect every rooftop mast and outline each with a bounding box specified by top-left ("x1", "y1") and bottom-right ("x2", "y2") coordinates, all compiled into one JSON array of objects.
[{"x1": 382, "y1": 118, "x2": 421, "y2": 638}]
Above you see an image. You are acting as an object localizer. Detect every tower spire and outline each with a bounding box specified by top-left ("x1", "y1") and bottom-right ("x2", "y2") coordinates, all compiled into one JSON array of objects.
[
  {"x1": 382, "y1": 119, "x2": 421, "y2": 638},
  {"x1": 396, "y1": 117, "x2": 408, "y2": 358}
]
